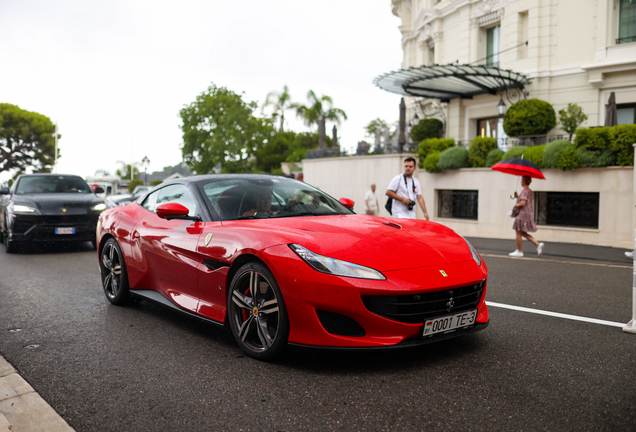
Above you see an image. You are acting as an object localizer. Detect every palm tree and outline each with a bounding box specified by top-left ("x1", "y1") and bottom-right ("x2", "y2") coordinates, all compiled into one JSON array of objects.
[
  {"x1": 290, "y1": 90, "x2": 348, "y2": 130},
  {"x1": 262, "y1": 85, "x2": 292, "y2": 132}
]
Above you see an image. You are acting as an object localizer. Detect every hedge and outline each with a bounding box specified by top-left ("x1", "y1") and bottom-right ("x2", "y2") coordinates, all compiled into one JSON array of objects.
[
  {"x1": 485, "y1": 149, "x2": 504, "y2": 167},
  {"x1": 422, "y1": 151, "x2": 441, "y2": 173},
  {"x1": 437, "y1": 146, "x2": 470, "y2": 171},
  {"x1": 523, "y1": 145, "x2": 545, "y2": 168},
  {"x1": 502, "y1": 146, "x2": 528, "y2": 160},
  {"x1": 418, "y1": 138, "x2": 455, "y2": 167},
  {"x1": 574, "y1": 124, "x2": 636, "y2": 166},
  {"x1": 503, "y1": 99, "x2": 557, "y2": 136},
  {"x1": 576, "y1": 148, "x2": 616, "y2": 168},
  {"x1": 468, "y1": 136, "x2": 497, "y2": 167},
  {"x1": 543, "y1": 140, "x2": 574, "y2": 169}
]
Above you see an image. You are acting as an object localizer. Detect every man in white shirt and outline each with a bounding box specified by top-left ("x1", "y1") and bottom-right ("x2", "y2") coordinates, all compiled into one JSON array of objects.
[
  {"x1": 385, "y1": 157, "x2": 429, "y2": 220},
  {"x1": 364, "y1": 184, "x2": 378, "y2": 216}
]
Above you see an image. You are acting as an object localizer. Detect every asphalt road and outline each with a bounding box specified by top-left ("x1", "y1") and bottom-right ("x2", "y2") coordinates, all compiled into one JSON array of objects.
[{"x1": 0, "y1": 239, "x2": 634, "y2": 431}]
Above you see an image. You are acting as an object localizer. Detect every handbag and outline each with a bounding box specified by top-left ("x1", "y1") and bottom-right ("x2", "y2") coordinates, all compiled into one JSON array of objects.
[{"x1": 509, "y1": 206, "x2": 521, "y2": 218}]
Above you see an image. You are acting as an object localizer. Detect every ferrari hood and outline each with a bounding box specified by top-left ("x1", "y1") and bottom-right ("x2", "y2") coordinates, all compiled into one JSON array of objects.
[{"x1": 228, "y1": 215, "x2": 477, "y2": 272}]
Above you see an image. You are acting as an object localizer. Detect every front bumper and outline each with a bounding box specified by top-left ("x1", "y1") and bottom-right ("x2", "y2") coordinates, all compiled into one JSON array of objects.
[
  {"x1": 261, "y1": 244, "x2": 489, "y2": 349},
  {"x1": 7, "y1": 213, "x2": 99, "y2": 243}
]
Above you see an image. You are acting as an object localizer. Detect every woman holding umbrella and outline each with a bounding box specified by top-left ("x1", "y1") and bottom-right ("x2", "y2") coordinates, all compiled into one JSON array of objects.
[
  {"x1": 509, "y1": 175, "x2": 544, "y2": 257},
  {"x1": 491, "y1": 157, "x2": 545, "y2": 257}
]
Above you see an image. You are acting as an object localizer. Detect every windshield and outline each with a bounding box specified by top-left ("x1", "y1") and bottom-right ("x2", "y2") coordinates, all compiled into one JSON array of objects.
[
  {"x1": 197, "y1": 177, "x2": 353, "y2": 221},
  {"x1": 15, "y1": 175, "x2": 92, "y2": 194}
]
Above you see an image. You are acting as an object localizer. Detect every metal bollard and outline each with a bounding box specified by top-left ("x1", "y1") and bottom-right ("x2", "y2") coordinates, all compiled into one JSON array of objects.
[{"x1": 624, "y1": 229, "x2": 636, "y2": 334}]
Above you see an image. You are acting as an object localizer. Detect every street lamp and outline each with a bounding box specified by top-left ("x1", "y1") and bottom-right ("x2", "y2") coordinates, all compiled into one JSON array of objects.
[
  {"x1": 497, "y1": 97, "x2": 506, "y2": 116},
  {"x1": 141, "y1": 156, "x2": 150, "y2": 185},
  {"x1": 413, "y1": 112, "x2": 420, "y2": 125}
]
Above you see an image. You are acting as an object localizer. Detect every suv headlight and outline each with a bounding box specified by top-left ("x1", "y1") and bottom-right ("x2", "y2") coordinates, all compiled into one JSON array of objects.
[
  {"x1": 91, "y1": 203, "x2": 107, "y2": 211},
  {"x1": 11, "y1": 204, "x2": 36, "y2": 213},
  {"x1": 289, "y1": 244, "x2": 385, "y2": 280}
]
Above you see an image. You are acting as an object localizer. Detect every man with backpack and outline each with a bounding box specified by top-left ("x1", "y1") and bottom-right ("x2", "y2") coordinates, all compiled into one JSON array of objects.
[{"x1": 385, "y1": 157, "x2": 429, "y2": 220}]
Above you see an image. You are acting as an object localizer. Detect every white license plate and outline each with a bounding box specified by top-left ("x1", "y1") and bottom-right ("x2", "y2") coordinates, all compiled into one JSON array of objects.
[
  {"x1": 423, "y1": 309, "x2": 477, "y2": 337},
  {"x1": 55, "y1": 227, "x2": 75, "y2": 235}
]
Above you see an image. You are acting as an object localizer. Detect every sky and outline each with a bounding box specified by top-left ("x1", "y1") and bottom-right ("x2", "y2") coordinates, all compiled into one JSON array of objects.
[{"x1": 0, "y1": 0, "x2": 403, "y2": 181}]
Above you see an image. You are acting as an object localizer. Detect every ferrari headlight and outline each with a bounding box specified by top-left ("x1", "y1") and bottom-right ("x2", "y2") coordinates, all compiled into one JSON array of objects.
[
  {"x1": 459, "y1": 235, "x2": 482, "y2": 267},
  {"x1": 12, "y1": 204, "x2": 36, "y2": 213},
  {"x1": 91, "y1": 203, "x2": 107, "y2": 211},
  {"x1": 289, "y1": 244, "x2": 385, "y2": 280}
]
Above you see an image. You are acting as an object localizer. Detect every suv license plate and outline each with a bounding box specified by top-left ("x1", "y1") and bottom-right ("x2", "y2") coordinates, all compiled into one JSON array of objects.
[
  {"x1": 423, "y1": 309, "x2": 477, "y2": 337},
  {"x1": 55, "y1": 227, "x2": 75, "y2": 235}
]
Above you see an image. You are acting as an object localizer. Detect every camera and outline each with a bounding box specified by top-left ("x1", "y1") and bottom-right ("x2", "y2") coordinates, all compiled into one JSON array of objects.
[{"x1": 407, "y1": 200, "x2": 415, "y2": 211}]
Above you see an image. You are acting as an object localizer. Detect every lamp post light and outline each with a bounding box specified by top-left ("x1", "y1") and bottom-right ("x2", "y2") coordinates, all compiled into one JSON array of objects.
[
  {"x1": 141, "y1": 156, "x2": 150, "y2": 185},
  {"x1": 413, "y1": 112, "x2": 420, "y2": 125},
  {"x1": 497, "y1": 97, "x2": 506, "y2": 116}
]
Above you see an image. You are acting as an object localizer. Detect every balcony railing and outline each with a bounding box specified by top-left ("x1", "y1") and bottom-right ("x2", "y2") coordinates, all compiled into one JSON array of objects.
[{"x1": 617, "y1": 35, "x2": 636, "y2": 44}]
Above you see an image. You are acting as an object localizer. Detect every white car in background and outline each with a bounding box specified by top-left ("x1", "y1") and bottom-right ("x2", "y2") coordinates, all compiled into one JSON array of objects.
[{"x1": 105, "y1": 185, "x2": 155, "y2": 208}]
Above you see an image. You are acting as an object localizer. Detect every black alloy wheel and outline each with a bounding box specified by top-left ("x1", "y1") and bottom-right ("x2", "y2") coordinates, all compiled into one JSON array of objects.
[
  {"x1": 100, "y1": 238, "x2": 130, "y2": 305},
  {"x1": 227, "y1": 262, "x2": 289, "y2": 361}
]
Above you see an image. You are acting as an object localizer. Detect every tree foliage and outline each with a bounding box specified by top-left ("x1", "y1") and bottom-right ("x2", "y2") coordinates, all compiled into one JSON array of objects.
[
  {"x1": 116, "y1": 160, "x2": 140, "y2": 180},
  {"x1": 262, "y1": 85, "x2": 292, "y2": 132},
  {"x1": 291, "y1": 90, "x2": 347, "y2": 129},
  {"x1": 503, "y1": 99, "x2": 557, "y2": 137},
  {"x1": 0, "y1": 103, "x2": 57, "y2": 174},
  {"x1": 468, "y1": 136, "x2": 497, "y2": 167},
  {"x1": 253, "y1": 131, "x2": 322, "y2": 173},
  {"x1": 558, "y1": 103, "x2": 588, "y2": 139},
  {"x1": 364, "y1": 118, "x2": 389, "y2": 137},
  {"x1": 180, "y1": 84, "x2": 274, "y2": 174},
  {"x1": 410, "y1": 118, "x2": 443, "y2": 143},
  {"x1": 437, "y1": 146, "x2": 470, "y2": 171},
  {"x1": 127, "y1": 178, "x2": 144, "y2": 193}
]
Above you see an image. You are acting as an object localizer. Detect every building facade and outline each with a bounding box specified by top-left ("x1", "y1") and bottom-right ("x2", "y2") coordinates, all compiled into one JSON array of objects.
[{"x1": 386, "y1": 0, "x2": 636, "y2": 143}]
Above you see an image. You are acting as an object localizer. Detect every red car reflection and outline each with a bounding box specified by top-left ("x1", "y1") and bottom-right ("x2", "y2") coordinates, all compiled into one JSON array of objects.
[{"x1": 97, "y1": 175, "x2": 488, "y2": 360}]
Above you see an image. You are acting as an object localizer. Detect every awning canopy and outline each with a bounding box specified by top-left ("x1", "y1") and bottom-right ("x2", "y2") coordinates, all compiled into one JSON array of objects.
[{"x1": 373, "y1": 64, "x2": 531, "y2": 102}]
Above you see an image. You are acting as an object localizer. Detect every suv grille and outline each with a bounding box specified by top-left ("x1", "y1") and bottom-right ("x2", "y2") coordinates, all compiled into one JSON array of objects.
[{"x1": 362, "y1": 281, "x2": 485, "y2": 324}]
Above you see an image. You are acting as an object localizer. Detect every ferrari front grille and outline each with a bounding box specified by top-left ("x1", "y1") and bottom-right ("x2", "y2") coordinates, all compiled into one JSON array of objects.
[{"x1": 361, "y1": 281, "x2": 485, "y2": 324}]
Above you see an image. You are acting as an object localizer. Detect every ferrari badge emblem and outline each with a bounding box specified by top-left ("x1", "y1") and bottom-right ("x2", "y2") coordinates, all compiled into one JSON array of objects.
[
  {"x1": 204, "y1": 233, "x2": 213, "y2": 246},
  {"x1": 439, "y1": 270, "x2": 448, "y2": 277}
]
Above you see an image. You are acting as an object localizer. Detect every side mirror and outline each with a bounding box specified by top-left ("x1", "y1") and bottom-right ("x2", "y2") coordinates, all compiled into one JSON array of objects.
[
  {"x1": 156, "y1": 203, "x2": 201, "y2": 221},
  {"x1": 0, "y1": 187, "x2": 9, "y2": 195},
  {"x1": 339, "y1": 198, "x2": 355, "y2": 209},
  {"x1": 94, "y1": 187, "x2": 105, "y2": 194}
]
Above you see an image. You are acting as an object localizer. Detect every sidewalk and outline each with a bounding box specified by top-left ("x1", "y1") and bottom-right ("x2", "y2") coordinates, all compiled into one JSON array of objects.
[
  {"x1": 466, "y1": 236, "x2": 633, "y2": 264},
  {"x1": 0, "y1": 237, "x2": 631, "y2": 432},
  {"x1": 0, "y1": 355, "x2": 74, "y2": 432}
]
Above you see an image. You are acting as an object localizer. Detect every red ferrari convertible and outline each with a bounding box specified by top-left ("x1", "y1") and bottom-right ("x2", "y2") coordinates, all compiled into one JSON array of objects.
[{"x1": 97, "y1": 175, "x2": 488, "y2": 360}]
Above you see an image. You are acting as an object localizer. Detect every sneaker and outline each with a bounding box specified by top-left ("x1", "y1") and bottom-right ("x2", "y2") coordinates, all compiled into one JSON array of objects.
[
  {"x1": 626, "y1": 251, "x2": 634, "y2": 259},
  {"x1": 509, "y1": 250, "x2": 524, "y2": 257},
  {"x1": 537, "y1": 243, "x2": 545, "y2": 256}
]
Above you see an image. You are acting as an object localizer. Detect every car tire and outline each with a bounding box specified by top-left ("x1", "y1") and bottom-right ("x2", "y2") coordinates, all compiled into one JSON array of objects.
[
  {"x1": 227, "y1": 262, "x2": 289, "y2": 361},
  {"x1": 100, "y1": 238, "x2": 130, "y2": 305},
  {"x1": 4, "y1": 231, "x2": 16, "y2": 254}
]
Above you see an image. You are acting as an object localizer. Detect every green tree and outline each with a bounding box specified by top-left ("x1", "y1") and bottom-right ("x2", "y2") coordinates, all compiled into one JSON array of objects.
[
  {"x1": 253, "y1": 131, "x2": 322, "y2": 173},
  {"x1": 262, "y1": 85, "x2": 292, "y2": 132},
  {"x1": 128, "y1": 178, "x2": 144, "y2": 193},
  {"x1": 181, "y1": 84, "x2": 274, "y2": 173},
  {"x1": 291, "y1": 90, "x2": 347, "y2": 130},
  {"x1": 364, "y1": 118, "x2": 389, "y2": 137},
  {"x1": 410, "y1": 118, "x2": 443, "y2": 142},
  {"x1": 0, "y1": 103, "x2": 57, "y2": 174},
  {"x1": 115, "y1": 160, "x2": 140, "y2": 180},
  {"x1": 558, "y1": 103, "x2": 588, "y2": 140},
  {"x1": 503, "y1": 99, "x2": 557, "y2": 137}
]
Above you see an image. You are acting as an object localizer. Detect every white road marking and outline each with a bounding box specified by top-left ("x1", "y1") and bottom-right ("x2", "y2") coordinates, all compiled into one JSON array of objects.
[
  {"x1": 481, "y1": 253, "x2": 632, "y2": 269},
  {"x1": 486, "y1": 301, "x2": 626, "y2": 328}
]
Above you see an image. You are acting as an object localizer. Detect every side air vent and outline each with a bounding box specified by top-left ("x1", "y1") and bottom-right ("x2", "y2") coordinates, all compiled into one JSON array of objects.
[
  {"x1": 316, "y1": 310, "x2": 366, "y2": 337},
  {"x1": 384, "y1": 222, "x2": 402, "y2": 229}
]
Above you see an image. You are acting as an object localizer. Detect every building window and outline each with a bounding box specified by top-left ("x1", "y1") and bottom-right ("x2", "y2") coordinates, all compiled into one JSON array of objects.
[
  {"x1": 535, "y1": 192, "x2": 599, "y2": 229},
  {"x1": 618, "y1": 0, "x2": 636, "y2": 44},
  {"x1": 486, "y1": 25, "x2": 501, "y2": 66},
  {"x1": 617, "y1": 103, "x2": 636, "y2": 124},
  {"x1": 438, "y1": 190, "x2": 478, "y2": 220}
]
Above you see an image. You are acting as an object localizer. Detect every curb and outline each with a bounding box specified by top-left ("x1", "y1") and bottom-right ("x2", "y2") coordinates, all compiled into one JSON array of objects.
[{"x1": 0, "y1": 355, "x2": 74, "y2": 432}]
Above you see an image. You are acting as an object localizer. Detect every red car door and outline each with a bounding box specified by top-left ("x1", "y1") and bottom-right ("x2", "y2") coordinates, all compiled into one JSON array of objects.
[{"x1": 134, "y1": 184, "x2": 201, "y2": 313}]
